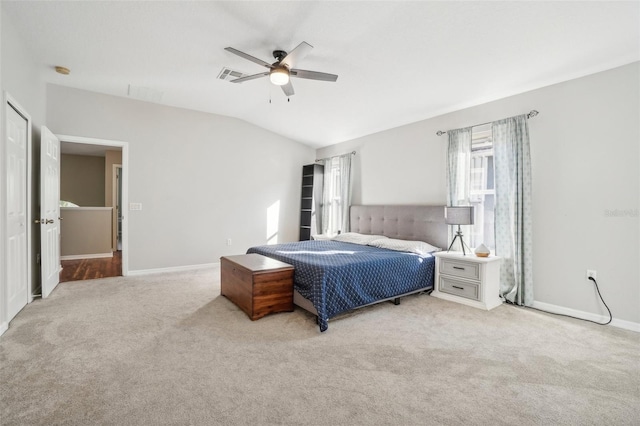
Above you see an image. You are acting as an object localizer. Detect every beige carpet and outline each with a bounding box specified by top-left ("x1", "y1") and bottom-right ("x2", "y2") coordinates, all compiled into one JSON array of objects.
[{"x1": 1, "y1": 267, "x2": 638, "y2": 425}]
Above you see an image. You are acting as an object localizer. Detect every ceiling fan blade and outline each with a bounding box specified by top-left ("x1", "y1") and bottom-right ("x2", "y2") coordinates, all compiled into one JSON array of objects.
[
  {"x1": 230, "y1": 72, "x2": 269, "y2": 83},
  {"x1": 290, "y1": 69, "x2": 338, "y2": 82},
  {"x1": 280, "y1": 41, "x2": 313, "y2": 69},
  {"x1": 224, "y1": 47, "x2": 273, "y2": 69},
  {"x1": 281, "y1": 81, "x2": 295, "y2": 97}
]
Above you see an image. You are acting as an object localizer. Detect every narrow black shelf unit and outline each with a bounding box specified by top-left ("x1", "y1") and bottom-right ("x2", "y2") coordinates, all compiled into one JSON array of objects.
[{"x1": 299, "y1": 163, "x2": 324, "y2": 241}]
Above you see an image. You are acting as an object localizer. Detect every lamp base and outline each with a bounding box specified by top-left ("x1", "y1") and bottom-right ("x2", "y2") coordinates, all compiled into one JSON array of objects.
[{"x1": 447, "y1": 228, "x2": 472, "y2": 255}]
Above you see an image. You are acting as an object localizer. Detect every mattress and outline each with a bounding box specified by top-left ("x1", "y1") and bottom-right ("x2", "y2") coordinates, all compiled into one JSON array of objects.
[{"x1": 247, "y1": 240, "x2": 435, "y2": 331}]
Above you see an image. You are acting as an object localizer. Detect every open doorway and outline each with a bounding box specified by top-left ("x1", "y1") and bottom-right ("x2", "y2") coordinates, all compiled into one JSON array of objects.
[{"x1": 56, "y1": 135, "x2": 129, "y2": 282}]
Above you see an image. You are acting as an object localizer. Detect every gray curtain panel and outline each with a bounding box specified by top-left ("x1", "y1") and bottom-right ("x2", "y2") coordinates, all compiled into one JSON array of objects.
[{"x1": 492, "y1": 114, "x2": 533, "y2": 305}]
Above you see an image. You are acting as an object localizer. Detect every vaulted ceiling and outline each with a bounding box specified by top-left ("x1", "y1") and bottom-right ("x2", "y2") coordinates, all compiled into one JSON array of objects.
[{"x1": 4, "y1": 1, "x2": 639, "y2": 148}]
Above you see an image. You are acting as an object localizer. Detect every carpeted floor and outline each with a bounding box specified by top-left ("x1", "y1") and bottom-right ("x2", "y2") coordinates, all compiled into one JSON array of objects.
[{"x1": 1, "y1": 267, "x2": 638, "y2": 425}]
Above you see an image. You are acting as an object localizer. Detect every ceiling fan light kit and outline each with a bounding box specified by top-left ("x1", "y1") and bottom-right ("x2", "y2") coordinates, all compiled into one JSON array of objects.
[
  {"x1": 270, "y1": 67, "x2": 290, "y2": 86},
  {"x1": 224, "y1": 41, "x2": 338, "y2": 97}
]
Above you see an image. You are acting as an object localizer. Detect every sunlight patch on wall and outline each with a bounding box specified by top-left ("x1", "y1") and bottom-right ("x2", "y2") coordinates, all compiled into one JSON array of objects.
[{"x1": 267, "y1": 201, "x2": 280, "y2": 245}]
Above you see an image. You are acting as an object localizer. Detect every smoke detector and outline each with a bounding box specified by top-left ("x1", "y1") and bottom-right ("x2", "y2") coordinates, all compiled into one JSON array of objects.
[{"x1": 55, "y1": 66, "x2": 70, "y2": 75}]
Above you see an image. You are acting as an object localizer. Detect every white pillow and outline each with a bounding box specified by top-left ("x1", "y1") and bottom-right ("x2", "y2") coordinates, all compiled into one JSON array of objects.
[
  {"x1": 367, "y1": 238, "x2": 440, "y2": 255},
  {"x1": 332, "y1": 233, "x2": 388, "y2": 245}
]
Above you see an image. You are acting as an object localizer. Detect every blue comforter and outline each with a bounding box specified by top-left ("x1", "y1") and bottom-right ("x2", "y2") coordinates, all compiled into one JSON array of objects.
[{"x1": 247, "y1": 240, "x2": 435, "y2": 331}]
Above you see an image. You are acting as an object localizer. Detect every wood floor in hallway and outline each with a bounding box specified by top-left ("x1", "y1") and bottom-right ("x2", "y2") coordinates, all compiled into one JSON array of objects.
[{"x1": 60, "y1": 251, "x2": 122, "y2": 282}]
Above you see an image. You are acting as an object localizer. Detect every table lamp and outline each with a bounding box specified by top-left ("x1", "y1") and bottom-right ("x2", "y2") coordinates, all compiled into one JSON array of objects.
[{"x1": 445, "y1": 206, "x2": 474, "y2": 255}]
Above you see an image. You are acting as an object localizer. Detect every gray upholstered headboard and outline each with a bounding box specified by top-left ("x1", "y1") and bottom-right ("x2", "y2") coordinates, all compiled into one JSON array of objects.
[{"x1": 349, "y1": 205, "x2": 448, "y2": 250}]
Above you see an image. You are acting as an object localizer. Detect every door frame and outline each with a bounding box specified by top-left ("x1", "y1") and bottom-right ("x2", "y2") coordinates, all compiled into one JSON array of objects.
[
  {"x1": 58, "y1": 135, "x2": 129, "y2": 276},
  {"x1": 1, "y1": 92, "x2": 33, "y2": 334},
  {"x1": 112, "y1": 164, "x2": 122, "y2": 251}
]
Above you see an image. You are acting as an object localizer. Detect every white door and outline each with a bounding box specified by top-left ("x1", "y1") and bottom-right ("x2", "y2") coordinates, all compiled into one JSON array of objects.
[
  {"x1": 5, "y1": 104, "x2": 29, "y2": 319},
  {"x1": 40, "y1": 127, "x2": 60, "y2": 298}
]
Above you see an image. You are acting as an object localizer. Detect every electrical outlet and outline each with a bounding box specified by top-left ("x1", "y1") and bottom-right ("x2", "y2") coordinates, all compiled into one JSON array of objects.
[
  {"x1": 226, "y1": 238, "x2": 232, "y2": 246},
  {"x1": 586, "y1": 270, "x2": 597, "y2": 280}
]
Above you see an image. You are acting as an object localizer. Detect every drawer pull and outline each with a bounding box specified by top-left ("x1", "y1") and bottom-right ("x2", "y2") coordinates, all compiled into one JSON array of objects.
[
  {"x1": 453, "y1": 266, "x2": 465, "y2": 270},
  {"x1": 452, "y1": 285, "x2": 465, "y2": 290}
]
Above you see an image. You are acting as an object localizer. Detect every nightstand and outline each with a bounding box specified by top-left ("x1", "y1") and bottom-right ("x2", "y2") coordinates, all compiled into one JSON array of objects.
[{"x1": 431, "y1": 252, "x2": 502, "y2": 310}]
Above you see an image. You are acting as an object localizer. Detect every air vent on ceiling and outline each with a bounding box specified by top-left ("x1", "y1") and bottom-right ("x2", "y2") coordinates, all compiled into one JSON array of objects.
[{"x1": 217, "y1": 67, "x2": 248, "y2": 81}]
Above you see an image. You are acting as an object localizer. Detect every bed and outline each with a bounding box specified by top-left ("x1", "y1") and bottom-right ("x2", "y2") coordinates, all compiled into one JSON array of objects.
[{"x1": 247, "y1": 205, "x2": 448, "y2": 331}]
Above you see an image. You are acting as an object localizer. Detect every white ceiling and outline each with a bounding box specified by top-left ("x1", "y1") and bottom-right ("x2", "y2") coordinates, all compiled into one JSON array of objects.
[{"x1": 4, "y1": 1, "x2": 639, "y2": 148}]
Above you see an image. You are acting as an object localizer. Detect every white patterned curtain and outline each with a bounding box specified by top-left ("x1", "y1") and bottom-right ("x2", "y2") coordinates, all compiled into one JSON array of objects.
[
  {"x1": 321, "y1": 153, "x2": 352, "y2": 235},
  {"x1": 446, "y1": 127, "x2": 473, "y2": 250},
  {"x1": 338, "y1": 154, "x2": 352, "y2": 232},
  {"x1": 321, "y1": 158, "x2": 333, "y2": 234},
  {"x1": 493, "y1": 115, "x2": 533, "y2": 305}
]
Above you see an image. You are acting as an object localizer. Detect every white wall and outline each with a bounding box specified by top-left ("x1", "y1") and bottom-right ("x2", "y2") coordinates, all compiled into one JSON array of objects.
[
  {"x1": 1, "y1": 14, "x2": 46, "y2": 125},
  {"x1": 1, "y1": 0, "x2": 4, "y2": 334},
  {"x1": 317, "y1": 63, "x2": 640, "y2": 325},
  {"x1": 317, "y1": 118, "x2": 447, "y2": 206},
  {"x1": 1, "y1": 9, "x2": 48, "y2": 331},
  {"x1": 46, "y1": 84, "x2": 314, "y2": 272}
]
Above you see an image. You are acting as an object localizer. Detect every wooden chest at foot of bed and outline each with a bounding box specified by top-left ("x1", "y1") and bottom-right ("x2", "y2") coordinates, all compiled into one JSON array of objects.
[{"x1": 220, "y1": 254, "x2": 295, "y2": 321}]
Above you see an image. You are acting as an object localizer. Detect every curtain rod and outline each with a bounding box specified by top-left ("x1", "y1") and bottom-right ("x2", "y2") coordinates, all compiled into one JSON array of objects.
[
  {"x1": 435, "y1": 110, "x2": 539, "y2": 136},
  {"x1": 315, "y1": 151, "x2": 356, "y2": 163}
]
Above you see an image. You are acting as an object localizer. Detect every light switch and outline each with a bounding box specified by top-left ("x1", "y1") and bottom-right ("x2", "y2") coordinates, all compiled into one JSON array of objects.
[{"x1": 129, "y1": 203, "x2": 142, "y2": 211}]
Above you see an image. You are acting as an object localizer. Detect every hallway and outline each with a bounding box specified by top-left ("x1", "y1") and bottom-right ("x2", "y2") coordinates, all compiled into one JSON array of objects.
[{"x1": 60, "y1": 252, "x2": 122, "y2": 282}]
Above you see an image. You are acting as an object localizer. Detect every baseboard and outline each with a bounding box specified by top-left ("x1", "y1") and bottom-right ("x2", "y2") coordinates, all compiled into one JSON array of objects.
[
  {"x1": 61, "y1": 253, "x2": 113, "y2": 261},
  {"x1": 127, "y1": 262, "x2": 219, "y2": 276},
  {"x1": 532, "y1": 300, "x2": 640, "y2": 333},
  {"x1": 0, "y1": 321, "x2": 8, "y2": 337}
]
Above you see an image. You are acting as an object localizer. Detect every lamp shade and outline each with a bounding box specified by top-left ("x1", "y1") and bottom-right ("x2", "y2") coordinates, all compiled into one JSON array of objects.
[
  {"x1": 445, "y1": 206, "x2": 475, "y2": 225},
  {"x1": 270, "y1": 67, "x2": 290, "y2": 86}
]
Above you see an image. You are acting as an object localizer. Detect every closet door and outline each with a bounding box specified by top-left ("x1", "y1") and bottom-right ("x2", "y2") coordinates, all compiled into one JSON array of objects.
[{"x1": 5, "y1": 100, "x2": 31, "y2": 321}]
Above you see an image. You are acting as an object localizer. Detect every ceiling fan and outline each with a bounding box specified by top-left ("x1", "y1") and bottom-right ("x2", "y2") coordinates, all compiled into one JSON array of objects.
[{"x1": 224, "y1": 41, "x2": 338, "y2": 97}]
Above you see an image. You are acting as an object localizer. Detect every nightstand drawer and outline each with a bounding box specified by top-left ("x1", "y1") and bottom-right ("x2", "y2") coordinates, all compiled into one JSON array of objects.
[
  {"x1": 440, "y1": 259, "x2": 480, "y2": 280},
  {"x1": 439, "y1": 277, "x2": 480, "y2": 301}
]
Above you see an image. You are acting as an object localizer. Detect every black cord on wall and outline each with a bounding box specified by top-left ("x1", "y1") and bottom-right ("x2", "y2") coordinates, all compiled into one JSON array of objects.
[{"x1": 508, "y1": 277, "x2": 612, "y2": 326}]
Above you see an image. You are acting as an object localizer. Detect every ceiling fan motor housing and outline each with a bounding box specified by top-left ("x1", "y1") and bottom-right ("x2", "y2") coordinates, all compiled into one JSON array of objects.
[{"x1": 272, "y1": 50, "x2": 288, "y2": 62}]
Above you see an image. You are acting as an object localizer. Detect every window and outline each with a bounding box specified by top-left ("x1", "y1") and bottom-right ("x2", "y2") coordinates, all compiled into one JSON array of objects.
[
  {"x1": 323, "y1": 157, "x2": 343, "y2": 234},
  {"x1": 320, "y1": 153, "x2": 353, "y2": 236},
  {"x1": 469, "y1": 124, "x2": 495, "y2": 249}
]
